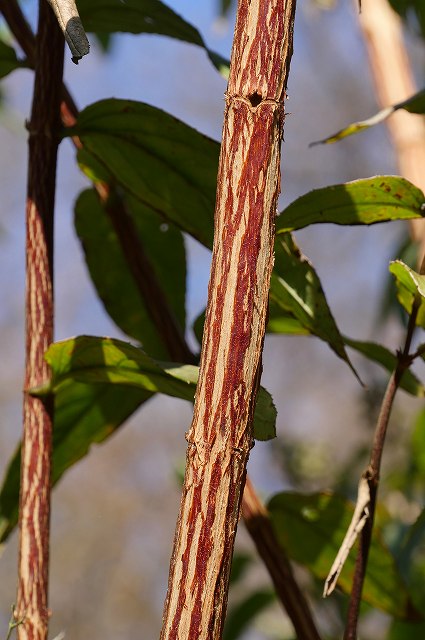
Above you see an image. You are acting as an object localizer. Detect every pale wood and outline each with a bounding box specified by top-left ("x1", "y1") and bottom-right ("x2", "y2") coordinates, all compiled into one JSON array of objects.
[
  {"x1": 160, "y1": 2, "x2": 296, "y2": 638},
  {"x1": 359, "y1": 0, "x2": 425, "y2": 252}
]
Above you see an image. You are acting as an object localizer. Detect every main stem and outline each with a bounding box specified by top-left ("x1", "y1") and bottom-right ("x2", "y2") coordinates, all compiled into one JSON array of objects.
[
  {"x1": 160, "y1": 2, "x2": 296, "y2": 638},
  {"x1": 15, "y1": 2, "x2": 64, "y2": 639}
]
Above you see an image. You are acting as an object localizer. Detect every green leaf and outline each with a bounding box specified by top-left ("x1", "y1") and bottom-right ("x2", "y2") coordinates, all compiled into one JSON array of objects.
[
  {"x1": 276, "y1": 177, "x2": 425, "y2": 233},
  {"x1": 229, "y1": 552, "x2": 253, "y2": 586},
  {"x1": 70, "y1": 99, "x2": 219, "y2": 248},
  {"x1": 343, "y1": 337, "x2": 425, "y2": 397},
  {"x1": 267, "y1": 303, "x2": 309, "y2": 335},
  {"x1": 270, "y1": 234, "x2": 358, "y2": 377},
  {"x1": 41, "y1": 336, "x2": 276, "y2": 441},
  {"x1": 0, "y1": 380, "x2": 150, "y2": 543},
  {"x1": 75, "y1": 188, "x2": 186, "y2": 359},
  {"x1": 389, "y1": 260, "x2": 425, "y2": 327},
  {"x1": 389, "y1": 620, "x2": 425, "y2": 640},
  {"x1": 223, "y1": 589, "x2": 275, "y2": 640},
  {"x1": 0, "y1": 336, "x2": 276, "y2": 542},
  {"x1": 311, "y1": 88, "x2": 425, "y2": 145},
  {"x1": 268, "y1": 492, "x2": 420, "y2": 620},
  {"x1": 77, "y1": 0, "x2": 229, "y2": 77},
  {"x1": 0, "y1": 40, "x2": 28, "y2": 79}
]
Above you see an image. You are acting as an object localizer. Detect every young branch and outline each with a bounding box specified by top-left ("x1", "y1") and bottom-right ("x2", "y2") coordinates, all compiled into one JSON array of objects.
[
  {"x1": 160, "y1": 2, "x2": 296, "y2": 638},
  {"x1": 242, "y1": 477, "x2": 321, "y2": 640},
  {"x1": 15, "y1": 2, "x2": 64, "y2": 639},
  {"x1": 343, "y1": 302, "x2": 419, "y2": 640}
]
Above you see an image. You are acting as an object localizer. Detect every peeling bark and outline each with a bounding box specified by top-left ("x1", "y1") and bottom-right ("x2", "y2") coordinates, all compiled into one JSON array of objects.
[
  {"x1": 160, "y1": 2, "x2": 296, "y2": 638},
  {"x1": 15, "y1": 2, "x2": 64, "y2": 639}
]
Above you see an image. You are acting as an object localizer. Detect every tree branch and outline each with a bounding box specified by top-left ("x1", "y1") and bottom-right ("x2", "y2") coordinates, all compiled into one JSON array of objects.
[
  {"x1": 160, "y1": 2, "x2": 297, "y2": 637},
  {"x1": 242, "y1": 477, "x2": 321, "y2": 640},
  {"x1": 344, "y1": 301, "x2": 419, "y2": 640},
  {"x1": 15, "y1": 2, "x2": 64, "y2": 639}
]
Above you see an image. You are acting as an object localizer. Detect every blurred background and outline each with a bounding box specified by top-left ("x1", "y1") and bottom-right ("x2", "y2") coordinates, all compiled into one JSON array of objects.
[{"x1": 0, "y1": 0, "x2": 424, "y2": 638}]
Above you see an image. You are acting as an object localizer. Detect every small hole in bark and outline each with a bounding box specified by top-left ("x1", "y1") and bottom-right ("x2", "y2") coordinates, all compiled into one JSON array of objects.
[{"x1": 248, "y1": 92, "x2": 262, "y2": 107}]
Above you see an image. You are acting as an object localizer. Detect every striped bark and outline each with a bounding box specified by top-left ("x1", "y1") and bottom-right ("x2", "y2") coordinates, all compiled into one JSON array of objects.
[
  {"x1": 16, "y1": 2, "x2": 64, "y2": 639},
  {"x1": 160, "y1": 2, "x2": 296, "y2": 638}
]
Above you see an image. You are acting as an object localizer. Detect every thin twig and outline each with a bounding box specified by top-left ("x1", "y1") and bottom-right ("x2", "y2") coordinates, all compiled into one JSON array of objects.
[
  {"x1": 343, "y1": 301, "x2": 419, "y2": 640},
  {"x1": 242, "y1": 477, "x2": 322, "y2": 640}
]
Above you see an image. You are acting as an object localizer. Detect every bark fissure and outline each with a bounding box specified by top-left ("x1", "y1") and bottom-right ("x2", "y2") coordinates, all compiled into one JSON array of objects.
[
  {"x1": 16, "y1": 2, "x2": 64, "y2": 639},
  {"x1": 160, "y1": 2, "x2": 296, "y2": 638}
]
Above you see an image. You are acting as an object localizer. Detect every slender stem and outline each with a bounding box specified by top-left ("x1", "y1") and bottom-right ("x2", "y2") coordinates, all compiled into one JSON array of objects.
[
  {"x1": 15, "y1": 2, "x2": 64, "y2": 640},
  {"x1": 242, "y1": 477, "x2": 322, "y2": 640},
  {"x1": 344, "y1": 302, "x2": 419, "y2": 640}
]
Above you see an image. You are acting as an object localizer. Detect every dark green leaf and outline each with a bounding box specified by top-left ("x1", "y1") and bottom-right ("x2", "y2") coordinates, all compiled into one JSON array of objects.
[
  {"x1": 0, "y1": 335, "x2": 276, "y2": 542},
  {"x1": 41, "y1": 336, "x2": 276, "y2": 441},
  {"x1": 397, "y1": 507, "x2": 425, "y2": 581},
  {"x1": 270, "y1": 234, "x2": 358, "y2": 377},
  {"x1": 229, "y1": 552, "x2": 253, "y2": 586},
  {"x1": 224, "y1": 590, "x2": 275, "y2": 640},
  {"x1": 75, "y1": 188, "x2": 186, "y2": 359},
  {"x1": 267, "y1": 302, "x2": 309, "y2": 335},
  {"x1": 311, "y1": 89, "x2": 425, "y2": 145},
  {"x1": 70, "y1": 99, "x2": 219, "y2": 248},
  {"x1": 389, "y1": 260, "x2": 425, "y2": 327},
  {"x1": 268, "y1": 492, "x2": 420, "y2": 620},
  {"x1": 276, "y1": 177, "x2": 425, "y2": 233},
  {"x1": 389, "y1": 620, "x2": 425, "y2": 640},
  {"x1": 0, "y1": 40, "x2": 28, "y2": 79},
  {"x1": 77, "y1": 0, "x2": 229, "y2": 76},
  {"x1": 0, "y1": 381, "x2": 150, "y2": 543},
  {"x1": 343, "y1": 337, "x2": 425, "y2": 397}
]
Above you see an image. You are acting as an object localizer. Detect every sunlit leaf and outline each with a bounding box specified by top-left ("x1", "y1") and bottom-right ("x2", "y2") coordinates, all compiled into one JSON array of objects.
[
  {"x1": 343, "y1": 337, "x2": 425, "y2": 397},
  {"x1": 270, "y1": 234, "x2": 358, "y2": 377},
  {"x1": 0, "y1": 380, "x2": 150, "y2": 543},
  {"x1": 77, "y1": 0, "x2": 230, "y2": 76},
  {"x1": 40, "y1": 336, "x2": 276, "y2": 442},
  {"x1": 75, "y1": 188, "x2": 186, "y2": 358},
  {"x1": 389, "y1": 260, "x2": 425, "y2": 327},
  {"x1": 276, "y1": 177, "x2": 425, "y2": 233},
  {"x1": 311, "y1": 89, "x2": 425, "y2": 145},
  {"x1": 268, "y1": 492, "x2": 420, "y2": 620},
  {"x1": 69, "y1": 99, "x2": 218, "y2": 248}
]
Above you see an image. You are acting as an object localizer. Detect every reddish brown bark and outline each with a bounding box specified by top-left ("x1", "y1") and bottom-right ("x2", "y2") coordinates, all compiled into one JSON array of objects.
[
  {"x1": 242, "y1": 477, "x2": 321, "y2": 640},
  {"x1": 160, "y1": 2, "x2": 296, "y2": 638},
  {"x1": 15, "y1": 2, "x2": 64, "y2": 639}
]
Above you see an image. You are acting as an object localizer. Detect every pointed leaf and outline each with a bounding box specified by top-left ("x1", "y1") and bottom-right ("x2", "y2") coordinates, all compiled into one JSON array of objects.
[
  {"x1": 0, "y1": 380, "x2": 150, "y2": 543},
  {"x1": 0, "y1": 40, "x2": 28, "y2": 78},
  {"x1": 311, "y1": 88, "x2": 425, "y2": 145},
  {"x1": 268, "y1": 492, "x2": 420, "y2": 620},
  {"x1": 270, "y1": 234, "x2": 358, "y2": 376},
  {"x1": 75, "y1": 188, "x2": 186, "y2": 358},
  {"x1": 69, "y1": 99, "x2": 218, "y2": 248},
  {"x1": 41, "y1": 336, "x2": 276, "y2": 441},
  {"x1": 277, "y1": 177, "x2": 425, "y2": 233},
  {"x1": 77, "y1": 0, "x2": 229, "y2": 76},
  {"x1": 389, "y1": 260, "x2": 425, "y2": 327},
  {"x1": 344, "y1": 337, "x2": 425, "y2": 397}
]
